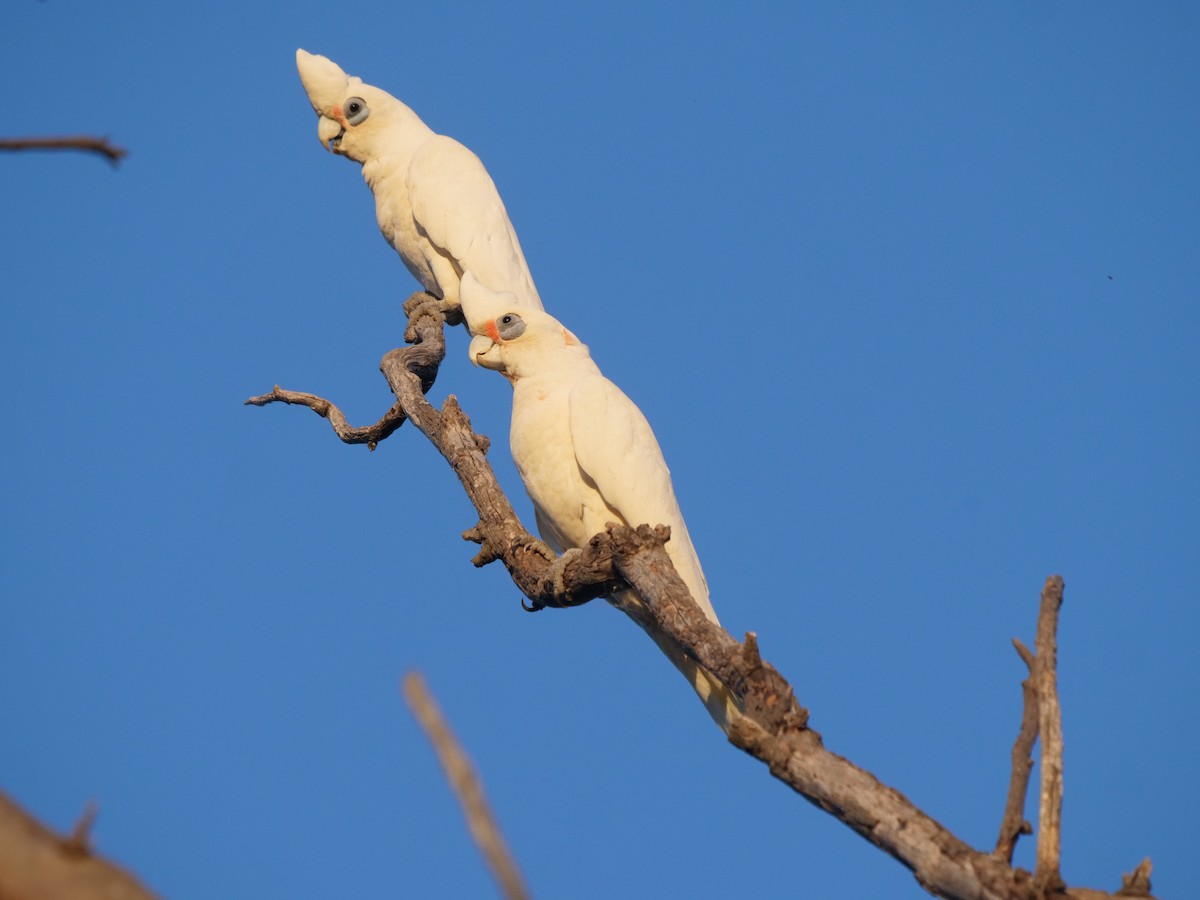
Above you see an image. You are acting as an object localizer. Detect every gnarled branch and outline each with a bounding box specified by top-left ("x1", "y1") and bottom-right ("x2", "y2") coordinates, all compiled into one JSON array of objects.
[
  {"x1": 247, "y1": 301, "x2": 1158, "y2": 900},
  {"x1": 245, "y1": 292, "x2": 445, "y2": 448}
]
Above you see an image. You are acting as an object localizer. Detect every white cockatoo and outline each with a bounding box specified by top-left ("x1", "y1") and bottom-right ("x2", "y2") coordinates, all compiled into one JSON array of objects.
[
  {"x1": 295, "y1": 50, "x2": 543, "y2": 313},
  {"x1": 459, "y1": 273, "x2": 738, "y2": 730}
]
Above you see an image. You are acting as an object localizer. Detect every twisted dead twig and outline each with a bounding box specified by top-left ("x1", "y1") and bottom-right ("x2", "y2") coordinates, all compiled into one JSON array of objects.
[
  {"x1": 245, "y1": 292, "x2": 445, "y2": 449},
  {"x1": 402, "y1": 673, "x2": 530, "y2": 900},
  {"x1": 247, "y1": 301, "x2": 1158, "y2": 900},
  {"x1": 0, "y1": 135, "x2": 127, "y2": 166}
]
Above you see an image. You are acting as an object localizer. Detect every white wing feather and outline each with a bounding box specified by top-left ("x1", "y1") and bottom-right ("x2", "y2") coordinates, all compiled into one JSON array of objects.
[
  {"x1": 567, "y1": 372, "x2": 715, "y2": 623},
  {"x1": 408, "y1": 136, "x2": 542, "y2": 310}
]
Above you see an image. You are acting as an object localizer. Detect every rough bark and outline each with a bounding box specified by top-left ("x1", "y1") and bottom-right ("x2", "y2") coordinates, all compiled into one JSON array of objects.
[{"x1": 1033, "y1": 575, "x2": 1067, "y2": 896}]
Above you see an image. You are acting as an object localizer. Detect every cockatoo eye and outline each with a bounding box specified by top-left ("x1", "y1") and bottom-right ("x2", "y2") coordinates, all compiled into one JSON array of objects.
[
  {"x1": 496, "y1": 313, "x2": 526, "y2": 340},
  {"x1": 344, "y1": 97, "x2": 370, "y2": 125}
]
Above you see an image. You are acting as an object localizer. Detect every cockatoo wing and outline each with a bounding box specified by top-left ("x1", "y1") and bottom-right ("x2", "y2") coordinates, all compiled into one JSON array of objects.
[
  {"x1": 567, "y1": 374, "x2": 672, "y2": 531},
  {"x1": 565, "y1": 374, "x2": 734, "y2": 727},
  {"x1": 566, "y1": 373, "x2": 715, "y2": 624},
  {"x1": 408, "y1": 137, "x2": 542, "y2": 310}
]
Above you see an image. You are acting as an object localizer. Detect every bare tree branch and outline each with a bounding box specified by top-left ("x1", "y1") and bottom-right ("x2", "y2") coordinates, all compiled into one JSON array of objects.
[
  {"x1": 243, "y1": 384, "x2": 409, "y2": 447},
  {"x1": 0, "y1": 789, "x2": 160, "y2": 900},
  {"x1": 0, "y1": 135, "x2": 127, "y2": 166},
  {"x1": 245, "y1": 292, "x2": 444, "y2": 449},
  {"x1": 1033, "y1": 575, "x2": 1066, "y2": 896},
  {"x1": 994, "y1": 638, "x2": 1037, "y2": 863},
  {"x1": 402, "y1": 672, "x2": 530, "y2": 900},
  {"x1": 248, "y1": 305, "x2": 1159, "y2": 900}
]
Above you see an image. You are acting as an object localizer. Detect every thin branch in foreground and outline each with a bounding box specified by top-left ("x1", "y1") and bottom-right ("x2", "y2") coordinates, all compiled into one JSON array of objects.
[
  {"x1": 1033, "y1": 575, "x2": 1066, "y2": 896},
  {"x1": 994, "y1": 638, "x2": 1037, "y2": 862},
  {"x1": 402, "y1": 672, "x2": 530, "y2": 900},
  {"x1": 0, "y1": 135, "x2": 127, "y2": 165}
]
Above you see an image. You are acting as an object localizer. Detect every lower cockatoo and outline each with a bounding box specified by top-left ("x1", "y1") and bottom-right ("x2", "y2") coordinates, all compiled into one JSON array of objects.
[
  {"x1": 459, "y1": 273, "x2": 738, "y2": 730},
  {"x1": 295, "y1": 50, "x2": 542, "y2": 313}
]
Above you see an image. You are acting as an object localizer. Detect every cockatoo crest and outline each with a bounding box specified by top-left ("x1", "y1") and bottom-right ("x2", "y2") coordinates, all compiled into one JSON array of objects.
[
  {"x1": 296, "y1": 49, "x2": 426, "y2": 161},
  {"x1": 295, "y1": 50, "x2": 359, "y2": 115}
]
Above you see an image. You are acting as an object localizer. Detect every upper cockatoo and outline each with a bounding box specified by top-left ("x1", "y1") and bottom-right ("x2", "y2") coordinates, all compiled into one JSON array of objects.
[
  {"x1": 295, "y1": 50, "x2": 543, "y2": 313},
  {"x1": 459, "y1": 273, "x2": 738, "y2": 730}
]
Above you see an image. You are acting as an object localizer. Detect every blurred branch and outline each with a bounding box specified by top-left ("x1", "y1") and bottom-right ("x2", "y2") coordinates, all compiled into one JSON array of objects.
[
  {"x1": 249, "y1": 304, "x2": 1158, "y2": 900},
  {"x1": 0, "y1": 135, "x2": 127, "y2": 166},
  {"x1": 402, "y1": 672, "x2": 530, "y2": 900},
  {"x1": 0, "y1": 789, "x2": 159, "y2": 900}
]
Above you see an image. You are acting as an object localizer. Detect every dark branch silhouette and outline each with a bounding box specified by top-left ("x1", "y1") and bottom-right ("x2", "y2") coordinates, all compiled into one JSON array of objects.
[{"x1": 0, "y1": 135, "x2": 127, "y2": 166}]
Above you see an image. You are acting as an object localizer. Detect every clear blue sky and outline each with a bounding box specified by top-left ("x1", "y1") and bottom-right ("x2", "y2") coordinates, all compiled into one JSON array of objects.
[{"x1": 2, "y1": 3, "x2": 1196, "y2": 898}]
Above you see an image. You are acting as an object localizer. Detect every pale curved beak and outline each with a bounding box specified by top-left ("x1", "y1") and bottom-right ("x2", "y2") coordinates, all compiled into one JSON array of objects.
[
  {"x1": 468, "y1": 334, "x2": 502, "y2": 370},
  {"x1": 317, "y1": 116, "x2": 344, "y2": 153}
]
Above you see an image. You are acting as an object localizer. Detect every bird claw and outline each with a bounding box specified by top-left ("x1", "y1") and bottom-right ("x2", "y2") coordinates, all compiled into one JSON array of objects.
[{"x1": 521, "y1": 538, "x2": 558, "y2": 564}]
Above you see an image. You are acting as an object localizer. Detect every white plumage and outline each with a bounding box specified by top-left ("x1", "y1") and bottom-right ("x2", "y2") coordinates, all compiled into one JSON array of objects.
[
  {"x1": 459, "y1": 274, "x2": 737, "y2": 728},
  {"x1": 295, "y1": 50, "x2": 542, "y2": 312}
]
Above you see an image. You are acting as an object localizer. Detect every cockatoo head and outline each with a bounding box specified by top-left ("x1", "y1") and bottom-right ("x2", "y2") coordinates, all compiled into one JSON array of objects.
[
  {"x1": 460, "y1": 273, "x2": 588, "y2": 380},
  {"x1": 296, "y1": 49, "x2": 418, "y2": 163}
]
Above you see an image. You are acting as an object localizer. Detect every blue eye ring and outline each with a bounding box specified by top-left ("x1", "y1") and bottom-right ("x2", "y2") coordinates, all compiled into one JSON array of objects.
[
  {"x1": 496, "y1": 313, "x2": 526, "y2": 340},
  {"x1": 344, "y1": 97, "x2": 369, "y2": 126}
]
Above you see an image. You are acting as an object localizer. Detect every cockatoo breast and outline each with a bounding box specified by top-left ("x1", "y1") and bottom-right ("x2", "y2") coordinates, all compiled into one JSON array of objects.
[
  {"x1": 362, "y1": 151, "x2": 448, "y2": 299},
  {"x1": 509, "y1": 371, "x2": 617, "y2": 552}
]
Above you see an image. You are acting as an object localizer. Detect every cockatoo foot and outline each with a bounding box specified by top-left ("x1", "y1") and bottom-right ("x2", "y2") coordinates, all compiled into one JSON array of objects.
[
  {"x1": 437, "y1": 299, "x2": 465, "y2": 327},
  {"x1": 403, "y1": 291, "x2": 454, "y2": 344},
  {"x1": 522, "y1": 538, "x2": 558, "y2": 564},
  {"x1": 545, "y1": 547, "x2": 584, "y2": 596},
  {"x1": 401, "y1": 290, "x2": 442, "y2": 318}
]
